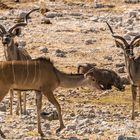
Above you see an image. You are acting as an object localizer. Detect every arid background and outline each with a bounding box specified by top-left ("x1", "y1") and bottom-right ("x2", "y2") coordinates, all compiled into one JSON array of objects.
[{"x1": 0, "y1": 0, "x2": 140, "y2": 139}]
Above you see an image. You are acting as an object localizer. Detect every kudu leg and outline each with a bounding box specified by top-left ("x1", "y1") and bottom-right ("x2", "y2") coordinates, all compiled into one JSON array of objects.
[
  {"x1": 16, "y1": 91, "x2": 22, "y2": 115},
  {"x1": 138, "y1": 87, "x2": 140, "y2": 107},
  {"x1": 44, "y1": 91, "x2": 65, "y2": 133},
  {"x1": 131, "y1": 85, "x2": 137, "y2": 120},
  {"x1": 23, "y1": 92, "x2": 26, "y2": 115},
  {"x1": 10, "y1": 89, "x2": 14, "y2": 115},
  {"x1": 36, "y1": 92, "x2": 44, "y2": 136},
  {"x1": 0, "y1": 90, "x2": 8, "y2": 139}
]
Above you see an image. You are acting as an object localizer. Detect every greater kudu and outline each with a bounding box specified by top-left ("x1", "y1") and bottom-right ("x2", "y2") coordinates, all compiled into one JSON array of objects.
[
  {"x1": 0, "y1": 58, "x2": 100, "y2": 138},
  {"x1": 0, "y1": 8, "x2": 40, "y2": 115},
  {"x1": 106, "y1": 22, "x2": 140, "y2": 120},
  {"x1": 77, "y1": 63, "x2": 124, "y2": 90}
]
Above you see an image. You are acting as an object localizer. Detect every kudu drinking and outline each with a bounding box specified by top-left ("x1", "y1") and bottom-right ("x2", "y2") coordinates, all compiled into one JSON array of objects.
[
  {"x1": 77, "y1": 63, "x2": 124, "y2": 90},
  {"x1": 0, "y1": 58, "x2": 100, "y2": 138},
  {"x1": 0, "y1": 8, "x2": 40, "y2": 115},
  {"x1": 106, "y1": 22, "x2": 140, "y2": 120}
]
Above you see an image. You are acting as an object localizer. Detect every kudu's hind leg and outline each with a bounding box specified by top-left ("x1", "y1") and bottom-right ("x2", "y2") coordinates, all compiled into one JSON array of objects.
[
  {"x1": 36, "y1": 92, "x2": 44, "y2": 136},
  {"x1": 10, "y1": 89, "x2": 14, "y2": 115},
  {"x1": 44, "y1": 91, "x2": 65, "y2": 133},
  {"x1": 16, "y1": 91, "x2": 22, "y2": 115},
  {"x1": 23, "y1": 92, "x2": 26, "y2": 115},
  {"x1": 0, "y1": 90, "x2": 8, "y2": 138},
  {"x1": 131, "y1": 85, "x2": 137, "y2": 120}
]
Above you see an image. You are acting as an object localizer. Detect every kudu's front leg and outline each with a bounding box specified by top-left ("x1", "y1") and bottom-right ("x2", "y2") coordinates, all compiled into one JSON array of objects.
[
  {"x1": 131, "y1": 85, "x2": 137, "y2": 120},
  {"x1": 138, "y1": 87, "x2": 140, "y2": 107},
  {"x1": 16, "y1": 91, "x2": 22, "y2": 115},
  {"x1": 10, "y1": 89, "x2": 14, "y2": 115},
  {"x1": 44, "y1": 91, "x2": 65, "y2": 133},
  {"x1": 36, "y1": 92, "x2": 44, "y2": 136}
]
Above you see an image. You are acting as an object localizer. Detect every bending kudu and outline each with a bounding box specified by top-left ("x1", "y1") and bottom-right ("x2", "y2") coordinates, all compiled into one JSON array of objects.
[
  {"x1": 0, "y1": 8, "x2": 40, "y2": 115},
  {"x1": 0, "y1": 58, "x2": 100, "y2": 138},
  {"x1": 77, "y1": 63, "x2": 124, "y2": 90},
  {"x1": 106, "y1": 21, "x2": 140, "y2": 120}
]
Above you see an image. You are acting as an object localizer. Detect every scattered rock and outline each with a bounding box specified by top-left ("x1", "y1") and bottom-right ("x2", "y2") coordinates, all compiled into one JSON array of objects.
[
  {"x1": 117, "y1": 67, "x2": 125, "y2": 73},
  {"x1": 39, "y1": 47, "x2": 48, "y2": 53},
  {"x1": 127, "y1": 31, "x2": 140, "y2": 36},
  {"x1": 118, "y1": 135, "x2": 138, "y2": 140},
  {"x1": 41, "y1": 110, "x2": 58, "y2": 121},
  {"x1": 66, "y1": 124, "x2": 76, "y2": 131},
  {"x1": 0, "y1": 104, "x2": 6, "y2": 112},
  {"x1": 104, "y1": 56, "x2": 112, "y2": 61},
  {"x1": 70, "y1": 13, "x2": 82, "y2": 16},
  {"x1": 45, "y1": 12, "x2": 63, "y2": 18},
  {"x1": 124, "y1": 0, "x2": 140, "y2": 3},
  {"x1": 128, "y1": 10, "x2": 138, "y2": 18},
  {"x1": 84, "y1": 39, "x2": 96, "y2": 45},
  {"x1": 55, "y1": 49, "x2": 66, "y2": 57},
  {"x1": 41, "y1": 18, "x2": 52, "y2": 24},
  {"x1": 90, "y1": 16, "x2": 99, "y2": 22},
  {"x1": 0, "y1": 16, "x2": 7, "y2": 20},
  {"x1": 124, "y1": 34, "x2": 131, "y2": 40}
]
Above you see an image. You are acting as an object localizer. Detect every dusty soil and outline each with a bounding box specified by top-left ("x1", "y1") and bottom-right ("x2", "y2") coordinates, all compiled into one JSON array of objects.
[{"x1": 0, "y1": 0, "x2": 140, "y2": 140}]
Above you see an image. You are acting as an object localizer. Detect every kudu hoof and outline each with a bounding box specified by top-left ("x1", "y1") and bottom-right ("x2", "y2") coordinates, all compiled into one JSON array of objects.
[
  {"x1": 16, "y1": 112, "x2": 19, "y2": 115},
  {"x1": 0, "y1": 130, "x2": 6, "y2": 139},
  {"x1": 56, "y1": 125, "x2": 65, "y2": 134},
  {"x1": 39, "y1": 131, "x2": 45, "y2": 137},
  {"x1": 23, "y1": 111, "x2": 27, "y2": 115},
  {"x1": 131, "y1": 116, "x2": 135, "y2": 120}
]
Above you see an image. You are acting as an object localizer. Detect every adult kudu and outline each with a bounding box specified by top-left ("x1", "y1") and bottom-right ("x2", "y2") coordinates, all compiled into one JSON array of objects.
[
  {"x1": 0, "y1": 58, "x2": 100, "y2": 138},
  {"x1": 0, "y1": 8, "x2": 41, "y2": 115},
  {"x1": 106, "y1": 21, "x2": 140, "y2": 120}
]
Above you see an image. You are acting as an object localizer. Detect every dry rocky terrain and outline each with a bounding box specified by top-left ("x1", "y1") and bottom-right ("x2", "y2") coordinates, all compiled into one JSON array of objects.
[{"x1": 0, "y1": 0, "x2": 140, "y2": 139}]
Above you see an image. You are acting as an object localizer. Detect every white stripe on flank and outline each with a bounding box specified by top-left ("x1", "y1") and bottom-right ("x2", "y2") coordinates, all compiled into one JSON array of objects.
[
  {"x1": 12, "y1": 61, "x2": 16, "y2": 83},
  {"x1": 38, "y1": 60, "x2": 41, "y2": 85},
  {"x1": 23, "y1": 60, "x2": 29, "y2": 85},
  {"x1": 32, "y1": 61, "x2": 37, "y2": 84}
]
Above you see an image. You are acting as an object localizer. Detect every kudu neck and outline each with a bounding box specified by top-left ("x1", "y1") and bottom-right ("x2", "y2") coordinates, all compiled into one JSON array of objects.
[
  {"x1": 55, "y1": 69, "x2": 89, "y2": 88},
  {"x1": 5, "y1": 39, "x2": 18, "y2": 60}
]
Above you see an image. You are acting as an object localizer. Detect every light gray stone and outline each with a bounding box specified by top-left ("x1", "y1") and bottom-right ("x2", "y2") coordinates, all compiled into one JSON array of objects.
[
  {"x1": 39, "y1": 47, "x2": 48, "y2": 53},
  {"x1": 84, "y1": 39, "x2": 96, "y2": 45},
  {"x1": 0, "y1": 104, "x2": 6, "y2": 112},
  {"x1": 55, "y1": 49, "x2": 66, "y2": 57},
  {"x1": 45, "y1": 12, "x2": 63, "y2": 18},
  {"x1": 124, "y1": 34, "x2": 131, "y2": 40},
  {"x1": 127, "y1": 31, "x2": 140, "y2": 36}
]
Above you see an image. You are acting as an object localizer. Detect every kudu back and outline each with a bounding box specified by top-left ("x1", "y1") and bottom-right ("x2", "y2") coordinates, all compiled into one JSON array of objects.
[{"x1": 0, "y1": 57, "x2": 99, "y2": 138}]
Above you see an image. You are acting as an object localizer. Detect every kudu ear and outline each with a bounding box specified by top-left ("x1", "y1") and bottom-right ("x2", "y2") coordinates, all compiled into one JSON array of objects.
[
  {"x1": 12, "y1": 28, "x2": 22, "y2": 37},
  {"x1": 115, "y1": 40, "x2": 124, "y2": 49},
  {"x1": 133, "y1": 39, "x2": 140, "y2": 48}
]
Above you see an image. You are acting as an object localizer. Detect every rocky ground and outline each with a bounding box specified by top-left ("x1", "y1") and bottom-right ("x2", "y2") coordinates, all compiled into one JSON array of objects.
[{"x1": 0, "y1": 0, "x2": 140, "y2": 139}]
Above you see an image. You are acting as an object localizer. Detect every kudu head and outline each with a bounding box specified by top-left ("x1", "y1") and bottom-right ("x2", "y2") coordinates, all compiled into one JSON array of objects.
[
  {"x1": 106, "y1": 22, "x2": 140, "y2": 59},
  {"x1": 0, "y1": 8, "x2": 40, "y2": 46},
  {"x1": 0, "y1": 23, "x2": 27, "y2": 45}
]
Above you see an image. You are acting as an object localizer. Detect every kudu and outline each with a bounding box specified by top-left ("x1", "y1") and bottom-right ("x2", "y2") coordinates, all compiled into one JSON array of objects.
[
  {"x1": 0, "y1": 8, "x2": 40, "y2": 115},
  {"x1": 77, "y1": 63, "x2": 124, "y2": 90},
  {"x1": 106, "y1": 22, "x2": 140, "y2": 120},
  {"x1": 0, "y1": 58, "x2": 100, "y2": 138}
]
